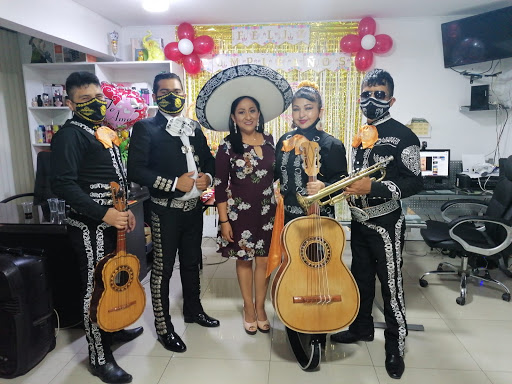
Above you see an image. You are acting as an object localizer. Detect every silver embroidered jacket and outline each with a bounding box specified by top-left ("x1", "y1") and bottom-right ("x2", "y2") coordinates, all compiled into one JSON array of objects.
[{"x1": 349, "y1": 116, "x2": 423, "y2": 223}]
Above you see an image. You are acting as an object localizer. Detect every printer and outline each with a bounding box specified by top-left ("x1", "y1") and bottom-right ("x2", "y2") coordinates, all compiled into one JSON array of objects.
[{"x1": 456, "y1": 172, "x2": 500, "y2": 190}]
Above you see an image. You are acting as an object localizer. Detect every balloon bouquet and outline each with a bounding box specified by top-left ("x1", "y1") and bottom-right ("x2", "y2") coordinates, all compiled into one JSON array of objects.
[
  {"x1": 164, "y1": 22, "x2": 215, "y2": 75},
  {"x1": 340, "y1": 17, "x2": 393, "y2": 71},
  {"x1": 101, "y1": 82, "x2": 149, "y2": 164}
]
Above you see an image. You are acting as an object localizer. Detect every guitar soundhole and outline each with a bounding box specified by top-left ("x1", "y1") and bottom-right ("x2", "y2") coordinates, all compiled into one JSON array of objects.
[
  {"x1": 300, "y1": 237, "x2": 331, "y2": 268},
  {"x1": 110, "y1": 266, "x2": 134, "y2": 291}
]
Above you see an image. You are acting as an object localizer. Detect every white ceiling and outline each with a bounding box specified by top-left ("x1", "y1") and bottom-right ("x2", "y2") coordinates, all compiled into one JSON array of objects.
[{"x1": 73, "y1": 0, "x2": 512, "y2": 26}]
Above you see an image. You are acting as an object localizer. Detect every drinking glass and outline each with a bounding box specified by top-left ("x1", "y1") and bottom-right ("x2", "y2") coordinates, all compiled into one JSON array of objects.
[
  {"x1": 21, "y1": 201, "x2": 33, "y2": 219},
  {"x1": 47, "y1": 197, "x2": 58, "y2": 224},
  {"x1": 57, "y1": 199, "x2": 66, "y2": 224}
]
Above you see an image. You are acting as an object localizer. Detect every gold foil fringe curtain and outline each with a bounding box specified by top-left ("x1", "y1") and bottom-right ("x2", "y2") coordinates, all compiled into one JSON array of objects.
[{"x1": 186, "y1": 22, "x2": 364, "y2": 220}]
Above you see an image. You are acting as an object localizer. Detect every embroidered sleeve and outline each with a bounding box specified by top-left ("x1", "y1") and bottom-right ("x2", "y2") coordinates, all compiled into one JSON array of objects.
[
  {"x1": 127, "y1": 120, "x2": 178, "y2": 195},
  {"x1": 369, "y1": 134, "x2": 423, "y2": 200}
]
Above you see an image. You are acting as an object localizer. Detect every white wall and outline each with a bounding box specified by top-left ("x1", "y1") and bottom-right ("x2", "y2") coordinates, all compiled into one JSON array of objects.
[
  {"x1": 0, "y1": 0, "x2": 121, "y2": 59},
  {"x1": 374, "y1": 17, "x2": 512, "y2": 162}
]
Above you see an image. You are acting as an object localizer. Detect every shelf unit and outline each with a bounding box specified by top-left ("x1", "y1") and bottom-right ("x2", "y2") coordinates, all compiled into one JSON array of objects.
[
  {"x1": 23, "y1": 61, "x2": 184, "y2": 173},
  {"x1": 459, "y1": 104, "x2": 508, "y2": 112}
]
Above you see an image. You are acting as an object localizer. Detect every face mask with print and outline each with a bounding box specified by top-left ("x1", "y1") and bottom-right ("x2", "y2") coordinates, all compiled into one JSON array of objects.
[
  {"x1": 74, "y1": 98, "x2": 107, "y2": 124},
  {"x1": 157, "y1": 91, "x2": 186, "y2": 115},
  {"x1": 360, "y1": 97, "x2": 391, "y2": 120}
]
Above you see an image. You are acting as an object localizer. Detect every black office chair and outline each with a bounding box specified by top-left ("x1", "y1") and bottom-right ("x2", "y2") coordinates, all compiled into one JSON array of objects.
[
  {"x1": 0, "y1": 152, "x2": 55, "y2": 208},
  {"x1": 419, "y1": 155, "x2": 512, "y2": 305}
]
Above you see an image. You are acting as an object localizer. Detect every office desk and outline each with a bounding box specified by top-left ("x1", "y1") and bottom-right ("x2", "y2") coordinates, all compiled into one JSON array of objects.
[
  {"x1": 401, "y1": 189, "x2": 492, "y2": 227},
  {"x1": 0, "y1": 194, "x2": 149, "y2": 327}
]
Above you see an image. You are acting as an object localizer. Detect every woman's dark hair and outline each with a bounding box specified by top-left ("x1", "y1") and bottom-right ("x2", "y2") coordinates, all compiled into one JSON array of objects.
[
  {"x1": 292, "y1": 85, "x2": 323, "y2": 110},
  {"x1": 225, "y1": 96, "x2": 265, "y2": 155},
  {"x1": 65, "y1": 71, "x2": 101, "y2": 100},
  {"x1": 361, "y1": 68, "x2": 395, "y2": 97},
  {"x1": 152, "y1": 72, "x2": 183, "y2": 94}
]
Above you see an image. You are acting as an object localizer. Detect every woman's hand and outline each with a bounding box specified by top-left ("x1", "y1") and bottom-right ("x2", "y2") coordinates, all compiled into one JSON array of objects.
[
  {"x1": 220, "y1": 222, "x2": 234, "y2": 242},
  {"x1": 306, "y1": 180, "x2": 325, "y2": 196}
]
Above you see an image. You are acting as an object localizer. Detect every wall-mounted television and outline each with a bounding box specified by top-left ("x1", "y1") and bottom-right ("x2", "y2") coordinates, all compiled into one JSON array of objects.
[{"x1": 441, "y1": 6, "x2": 512, "y2": 68}]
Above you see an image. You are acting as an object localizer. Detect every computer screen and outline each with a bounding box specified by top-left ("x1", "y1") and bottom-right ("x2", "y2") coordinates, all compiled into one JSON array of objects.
[{"x1": 420, "y1": 149, "x2": 450, "y2": 178}]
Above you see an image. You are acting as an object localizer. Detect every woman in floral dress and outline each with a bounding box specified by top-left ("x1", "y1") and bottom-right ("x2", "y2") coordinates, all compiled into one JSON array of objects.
[{"x1": 215, "y1": 96, "x2": 276, "y2": 335}]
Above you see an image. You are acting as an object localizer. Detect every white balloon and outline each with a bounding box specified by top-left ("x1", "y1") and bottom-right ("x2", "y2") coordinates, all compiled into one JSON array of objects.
[
  {"x1": 361, "y1": 34, "x2": 376, "y2": 50},
  {"x1": 178, "y1": 39, "x2": 194, "y2": 55}
]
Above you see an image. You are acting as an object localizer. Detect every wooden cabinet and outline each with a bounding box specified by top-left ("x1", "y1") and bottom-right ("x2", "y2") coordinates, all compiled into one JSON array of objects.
[{"x1": 23, "y1": 61, "x2": 184, "y2": 173}]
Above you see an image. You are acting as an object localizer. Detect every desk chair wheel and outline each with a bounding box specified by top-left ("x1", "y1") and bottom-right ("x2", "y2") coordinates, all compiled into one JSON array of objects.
[
  {"x1": 419, "y1": 278, "x2": 428, "y2": 288},
  {"x1": 502, "y1": 293, "x2": 511, "y2": 302},
  {"x1": 456, "y1": 296, "x2": 466, "y2": 305}
]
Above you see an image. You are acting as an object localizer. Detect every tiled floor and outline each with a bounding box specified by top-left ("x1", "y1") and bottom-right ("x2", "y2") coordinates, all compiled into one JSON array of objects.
[{"x1": 7, "y1": 239, "x2": 512, "y2": 384}]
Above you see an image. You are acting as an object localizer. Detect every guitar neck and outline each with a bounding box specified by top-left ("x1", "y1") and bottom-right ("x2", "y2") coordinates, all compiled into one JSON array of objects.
[
  {"x1": 116, "y1": 228, "x2": 127, "y2": 256},
  {"x1": 307, "y1": 175, "x2": 320, "y2": 216}
]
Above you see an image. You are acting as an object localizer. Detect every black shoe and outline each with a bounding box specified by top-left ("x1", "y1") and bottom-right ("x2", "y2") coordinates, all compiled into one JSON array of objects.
[
  {"x1": 157, "y1": 332, "x2": 187, "y2": 353},
  {"x1": 330, "y1": 330, "x2": 374, "y2": 344},
  {"x1": 184, "y1": 312, "x2": 220, "y2": 327},
  {"x1": 89, "y1": 360, "x2": 132, "y2": 384},
  {"x1": 385, "y1": 354, "x2": 405, "y2": 379},
  {"x1": 111, "y1": 327, "x2": 144, "y2": 345}
]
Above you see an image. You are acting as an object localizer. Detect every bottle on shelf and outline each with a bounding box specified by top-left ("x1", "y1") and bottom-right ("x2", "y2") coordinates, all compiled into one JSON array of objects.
[
  {"x1": 37, "y1": 95, "x2": 43, "y2": 107},
  {"x1": 141, "y1": 88, "x2": 151, "y2": 106},
  {"x1": 31, "y1": 97, "x2": 38, "y2": 107},
  {"x1": 35, "y1": 125, "x2": 45, "y2": 143},
  {"x1": 45, "y1": 125, "x2": 53, "y2": 143},
  {"x1": 42, "y1": 93, "x2": 50, "y2": 107}
]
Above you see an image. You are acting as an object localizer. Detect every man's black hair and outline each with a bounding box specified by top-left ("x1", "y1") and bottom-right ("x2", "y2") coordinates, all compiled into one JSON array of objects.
[
  {"x1": 65, "y1": 71, "x2": 101, "y2": 100},
  {"x1": 152, "y1": 72, "x2": 184, "y2": 94},
  {"x1": 361, "y1": 68, "x2": 395, "y2": 97}
]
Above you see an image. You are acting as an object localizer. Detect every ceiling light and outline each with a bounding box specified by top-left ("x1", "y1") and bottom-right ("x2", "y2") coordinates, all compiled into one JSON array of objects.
[{"x1": 142, "y1": 0, "x2": 171, "y2": 13}]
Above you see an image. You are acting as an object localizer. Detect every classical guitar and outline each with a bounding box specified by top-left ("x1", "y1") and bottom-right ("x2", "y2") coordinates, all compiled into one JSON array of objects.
[
  {"x1": 89, "y1": 182, "x2": 146, "y2": 332},
  {"x1": 271, "y1": 140, "x2": 360, "y2": 334}
]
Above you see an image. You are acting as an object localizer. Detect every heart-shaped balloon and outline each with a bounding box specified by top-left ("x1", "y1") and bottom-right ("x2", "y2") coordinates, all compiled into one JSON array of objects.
[{"x1": 101, "y1": 82, "x2": 149, "y2": 131}]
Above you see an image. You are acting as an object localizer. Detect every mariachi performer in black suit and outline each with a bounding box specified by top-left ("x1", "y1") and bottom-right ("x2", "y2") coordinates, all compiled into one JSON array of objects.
[
  {"x1": 330, "y1": 69, "x2": 423, "y2": 380},
  {"x1": 51, "y1": 72, "x2": 142, "y2": 384},
  {"x1": 128, "y1": 72, "x2": 218, "y2": 354}
]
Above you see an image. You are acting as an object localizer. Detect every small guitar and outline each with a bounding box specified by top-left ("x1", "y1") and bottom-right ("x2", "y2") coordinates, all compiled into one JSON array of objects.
[{"x1": 89, "y1": 182, "x2": 146, "y2": 332}]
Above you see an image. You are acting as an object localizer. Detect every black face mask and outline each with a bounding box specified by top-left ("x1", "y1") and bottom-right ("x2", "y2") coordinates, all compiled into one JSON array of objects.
[
  {"x1": 74, "y1": 98, "x2": 107, "y2": 124},
  {"x1": 360, "y1": 97, "x2": 391, "y2": 121},
  {"x1": 157, "y1": 91, "x2": 186, "y2": 115}
]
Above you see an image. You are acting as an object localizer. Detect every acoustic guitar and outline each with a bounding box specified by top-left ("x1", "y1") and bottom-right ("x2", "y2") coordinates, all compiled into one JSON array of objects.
[
  {"x1": 271, "y1": 140, "x2": 360, "y2": 334},
  {"x1": 89, "y1": 182, "x2": 146, "y2": 332}
]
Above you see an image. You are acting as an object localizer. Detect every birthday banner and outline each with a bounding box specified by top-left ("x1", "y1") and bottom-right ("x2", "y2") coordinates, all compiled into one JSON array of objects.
[
  {"x1": 201, "y1": 53, "x2": 352, "y2": 73},
  {"x1": 232, "y1": 25, "x2": 310, "y2": 46}
]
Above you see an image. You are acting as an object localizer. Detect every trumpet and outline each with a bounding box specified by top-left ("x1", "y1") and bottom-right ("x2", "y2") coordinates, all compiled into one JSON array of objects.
[{"x1": 297, "y1": 156, "x2": 394, "y2": 211}]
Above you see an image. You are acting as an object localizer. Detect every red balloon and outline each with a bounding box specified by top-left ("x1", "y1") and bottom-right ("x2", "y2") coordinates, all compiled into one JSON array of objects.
[
  {"x1": 193, "y1": 35, "x2": 214, "y2": 55},
  {"x1": 358, "y1": 17, "x2": 377, "y2": 37},
  {"x1": 183, "y1": 53, "x2": 201, "y2": 74},
  {"x1": 373, "y1": 34, "x2": 393, "y2": 54},
  {"x1": 177, "y1": 22, "x2": 195, "y2": 40},
  {"x1": 355, "y1": 50, "x2": 374, "y2": 71},
  {"x1": 340, "y1": 34, "x2": 362, "y2": 53},
  {"x1": 164, "y1": 42, "x2": 184, "y2": 62}
]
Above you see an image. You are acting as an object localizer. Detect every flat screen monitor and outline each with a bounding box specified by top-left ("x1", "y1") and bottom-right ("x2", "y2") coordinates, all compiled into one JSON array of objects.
[
  {"x1": 420, "y1": 149, "x2": 450, "y2": 179},
  {"x1": 441, "y1": 6, "x2": 512, "y2": 68}
]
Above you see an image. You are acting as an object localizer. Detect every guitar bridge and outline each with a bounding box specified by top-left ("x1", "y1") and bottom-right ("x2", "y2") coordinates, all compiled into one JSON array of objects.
[
  {"x1": 108, "y1": 300, "x2": 137, "y2": 312},
  {"x1": 293, "y1": 295, "x2": 341, "y2": 304}
]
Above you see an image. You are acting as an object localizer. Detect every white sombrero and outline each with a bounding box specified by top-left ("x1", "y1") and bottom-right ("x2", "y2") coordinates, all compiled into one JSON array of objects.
[{"x1": 196, "y1": 64, "x2": 293, "y2": 131}]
